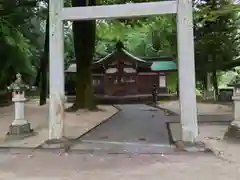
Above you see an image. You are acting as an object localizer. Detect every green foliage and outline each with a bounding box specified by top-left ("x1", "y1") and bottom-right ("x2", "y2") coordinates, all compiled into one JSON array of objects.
[
  {"x1": 194, "y1": 0, "x2": 240, "y2": 93},
  {"x1": 166, "y1": 72, "x2": 178, "y2": 93},
  {"x1": 0, "y1": 0, "x2": 43, "y2": 88},
  {"x1": 95, "y1": 15, "x2": 177, "y2": 58},
  {"x1": 218, "y1": 71, "x2": 237, "y2": 87},
  {"x1": 1, "y1": 0, "x2": 239, "y2": 96},
  {"x1": 64, "y1": 26, "x2": 75, "y2": 61}
]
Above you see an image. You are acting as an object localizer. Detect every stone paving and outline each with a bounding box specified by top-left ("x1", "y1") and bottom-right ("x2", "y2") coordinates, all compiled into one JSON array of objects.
[{"x1": 80, "y1": 104, "x2": 170, "y2": 145}]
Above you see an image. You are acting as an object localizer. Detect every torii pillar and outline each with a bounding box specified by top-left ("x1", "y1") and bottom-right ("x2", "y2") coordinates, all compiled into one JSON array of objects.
[
  {"x1": 177, "y1": 0, "x2": 198, "y2": 142},
  {"x1": 49, "y1": 0, "x2": 65, "y2": 140}
]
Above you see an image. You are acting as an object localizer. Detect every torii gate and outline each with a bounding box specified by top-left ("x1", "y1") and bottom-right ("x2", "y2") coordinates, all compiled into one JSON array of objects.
[{"x1": 49, "y1": 0, "x2": 198, "y2": 142}]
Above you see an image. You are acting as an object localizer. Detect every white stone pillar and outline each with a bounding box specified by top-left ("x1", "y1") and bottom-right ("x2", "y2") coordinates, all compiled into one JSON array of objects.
[
  {"x1": 177, "y1": 0, "x2": 198, "y2": 142},
  {"x1": 12, "y1": 92, "x2": 28, "y2": 126},
  {"x1": 207, "y1": 73, "x2": 212, "y2": 92},
  {"x1": 232, "y1": 88, "x2": 240, "y2": 127},
  {"x1": 49, "y1": 0, "x2": 65, "y2": 140}
]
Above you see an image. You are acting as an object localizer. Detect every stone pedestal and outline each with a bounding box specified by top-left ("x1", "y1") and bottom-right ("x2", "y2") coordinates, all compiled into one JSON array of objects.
[
  {"x1": 225, "y1": 122, "x2": 240, "y2": 140},
  {"x1": 203, "y1": 90, "x2": 215, "y2": 100},
  {"x1": 8, "y1": 93, "x2": 32, "y2": 136},
  {"x1": 9, "y1": 123, "x2": 32, "y2": 135}
]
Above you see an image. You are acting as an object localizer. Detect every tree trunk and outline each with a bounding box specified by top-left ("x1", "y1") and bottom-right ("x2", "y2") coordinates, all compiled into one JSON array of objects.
[
  {"x1": 212, "y1": 70, "x2": 218, "y2": 100},
  {"x1": 71, "y1": 0, "x2": 96, "y2": 110},
  {"x1": 211, "y1": 54, "x2": 219, "y2": 100},
  {"x1": 203, "y1": 72, "x2": 215, "y2": 100},
  {"x1": 39, "y1": 15, "x2": 49, "y2": 106}
]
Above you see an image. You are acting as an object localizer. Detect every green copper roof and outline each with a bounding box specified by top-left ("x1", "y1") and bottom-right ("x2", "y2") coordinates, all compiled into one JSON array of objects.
[{"x1": 151, "y1": 61, "x2": 177, "y2": 71}]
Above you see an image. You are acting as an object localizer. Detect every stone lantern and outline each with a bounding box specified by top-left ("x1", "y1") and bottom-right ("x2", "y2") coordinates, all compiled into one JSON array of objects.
[
  {"x1": 225, "y1": 76, "x2": 240, "y2": 139},
  {"x1": 7, "y1": 73, "x2": 32, "y2": 136},
  {"x1": 232, "y1": 83, "x2": 240, "y2": 122}
]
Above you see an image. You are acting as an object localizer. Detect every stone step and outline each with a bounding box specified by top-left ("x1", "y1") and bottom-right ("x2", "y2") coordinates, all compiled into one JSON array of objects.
[{"x1": 71, "y1": 140, "x2": 177, "y2": 154}]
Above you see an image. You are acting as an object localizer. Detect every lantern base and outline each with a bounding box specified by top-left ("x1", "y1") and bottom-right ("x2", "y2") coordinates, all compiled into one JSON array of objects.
[
  {"x1": 224, "y1": 121, "x2": 240, "y2": 140},
  {"x1": 8, "y1": 123, "x2": 32, "y2": 136}
]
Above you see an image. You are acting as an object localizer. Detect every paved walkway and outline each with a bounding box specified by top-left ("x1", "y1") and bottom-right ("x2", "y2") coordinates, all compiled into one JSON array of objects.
[{"x1": 80, "y1": 104, "x2": 170, "y2": 145}]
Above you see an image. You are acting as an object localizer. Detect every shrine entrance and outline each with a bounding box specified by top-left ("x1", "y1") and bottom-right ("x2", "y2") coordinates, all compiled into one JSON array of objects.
[
  {"x1": 49, "y1": 0, "x2": 198, "y2": 143},
  {"x1": 105, "y1": 61, "x2": 138, "y2": 96}
]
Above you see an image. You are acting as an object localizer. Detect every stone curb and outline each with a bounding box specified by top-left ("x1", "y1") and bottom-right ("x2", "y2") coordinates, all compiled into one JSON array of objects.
[
  {"x1": 174, "y1": 140, "x2": 215, "y2": 154},
  {"x1": 37, "y1": 105, "x2": 120, "y2": 150}
]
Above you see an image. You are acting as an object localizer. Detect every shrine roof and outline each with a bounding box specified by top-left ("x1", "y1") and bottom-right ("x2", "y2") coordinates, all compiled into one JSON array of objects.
[
  {"x1": 65, "y1": 59, "x2": 177, "y2": 73},
  {"x1": 93, "y1": 43, "x2": 147, "y2": 65},
  {"x1": 65, "y1": 41, "x2": 177, "y2": 72},
  {"x1": 93, "y1": 42, "x2": 175, "y2": 67},
  {"x1": 141, "y1": 56, "x2": 174, "y2": 62},
  {"x1": 151, "y1": 61, "x2": 177, "y2": 71}
]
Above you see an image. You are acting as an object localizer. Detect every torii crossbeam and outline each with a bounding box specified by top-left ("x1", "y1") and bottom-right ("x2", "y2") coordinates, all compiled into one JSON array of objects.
[{"x1": 49, "y1": 0, "x2": 198, "y2": 142}]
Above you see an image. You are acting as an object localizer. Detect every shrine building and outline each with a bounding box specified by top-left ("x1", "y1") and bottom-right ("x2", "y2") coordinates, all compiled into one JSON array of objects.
[{"x1": 65, "y1": 41, "x2": 177, "y2": 96}]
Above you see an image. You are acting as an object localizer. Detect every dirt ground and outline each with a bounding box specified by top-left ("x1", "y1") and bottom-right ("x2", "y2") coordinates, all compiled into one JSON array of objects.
[
  {"x1": 159, "y1": 100, "x2": 233, "y2": 115},
  {"x1": 0, "y1": 101, "x2": 239, "y2": 179},
  {"x1": 0, "y1": 101, "x2": 117, "y2": 147},
  {"x1": 0, "y1": 123, "x2": 238, "y2": 180},
  {"x1": 0, "y1": 148, "x2": 238, "y2": 180}
]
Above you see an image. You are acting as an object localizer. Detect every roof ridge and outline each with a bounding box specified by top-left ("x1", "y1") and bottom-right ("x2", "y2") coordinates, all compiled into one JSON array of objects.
[{"x1": 121, "y1": 48, "x2": 146, "y2": 63}]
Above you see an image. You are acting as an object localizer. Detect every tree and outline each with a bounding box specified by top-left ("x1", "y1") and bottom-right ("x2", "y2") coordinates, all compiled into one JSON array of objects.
[
  {"x1": 36, "y1": 0, "x2": 76, "y2": 105},
  {"x1": 0, "y1": 0, "x2": 42, "y2": 89},
  {"x1": 39, "y1": 15, "x2": 49, "y2": 105},
  {"x1": 33, "y1": 0, "x2": 49, "y2": 105},
  {"x1": 194, "y1": 0, "x2": 240, "y2": 98},
  {"x1": 71, "y1": 0, "x2": 97, "y2": 110}
]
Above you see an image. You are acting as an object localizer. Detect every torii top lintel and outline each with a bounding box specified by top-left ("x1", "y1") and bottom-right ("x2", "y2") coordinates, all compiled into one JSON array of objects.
[{"x1": 51, "y1": 0, "x2": 178, "y2": 21}]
